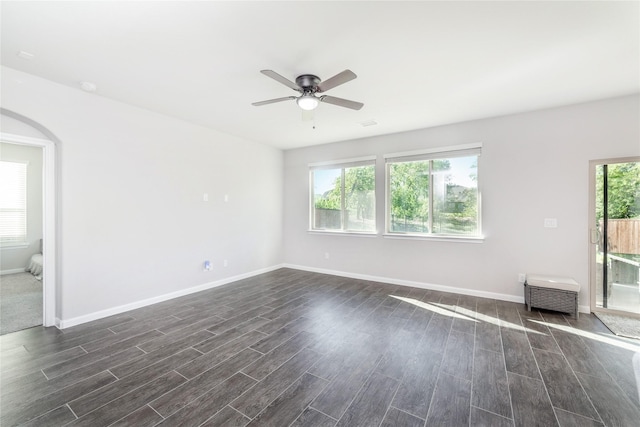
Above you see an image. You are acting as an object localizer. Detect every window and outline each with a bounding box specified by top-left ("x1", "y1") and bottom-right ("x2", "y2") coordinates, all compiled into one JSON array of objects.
[
  {"x1": 0, "y1": 160, "x2": 28, "y2": 245},
  {"x1": 310, "y1": 157, "x2": 376, "y2": 232},
  {"x1": 386, "y1": 144, "x2": 481, "y2": 237}
]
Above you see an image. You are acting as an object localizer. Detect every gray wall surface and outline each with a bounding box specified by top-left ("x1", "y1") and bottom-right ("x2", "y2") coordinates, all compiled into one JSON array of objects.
[{"x1": 283, "y1": 95, "x2": 640, "y2": 308}]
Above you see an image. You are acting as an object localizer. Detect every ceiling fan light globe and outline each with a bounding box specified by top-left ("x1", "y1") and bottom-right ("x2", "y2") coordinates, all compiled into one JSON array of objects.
[{"x1": 297, "y1": 95, "x2": 319, "y2": 111}]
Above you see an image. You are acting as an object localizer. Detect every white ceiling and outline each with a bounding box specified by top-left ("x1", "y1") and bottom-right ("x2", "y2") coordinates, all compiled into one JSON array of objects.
[{"x1": 2, "y1": 1, "x2": 638, "y2": 150}]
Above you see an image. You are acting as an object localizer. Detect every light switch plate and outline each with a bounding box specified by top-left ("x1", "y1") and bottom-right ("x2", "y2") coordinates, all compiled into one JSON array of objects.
[{"x1": 544, "y1": 218, "x2": 558, "y2": 228}]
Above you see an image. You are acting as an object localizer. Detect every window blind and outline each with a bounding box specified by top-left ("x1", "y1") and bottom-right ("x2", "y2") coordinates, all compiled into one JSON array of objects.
[{"x1": 0, "y1": 161, "x2": 28, "y2": 244}]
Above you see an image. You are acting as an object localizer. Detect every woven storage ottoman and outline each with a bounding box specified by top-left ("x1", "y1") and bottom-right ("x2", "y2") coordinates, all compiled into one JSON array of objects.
[{"x1": 524, "y1": 274, "x2": 580, "y2": 319}]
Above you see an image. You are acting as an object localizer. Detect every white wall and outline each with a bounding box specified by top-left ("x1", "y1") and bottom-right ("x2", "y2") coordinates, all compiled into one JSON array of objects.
[
  {"x1": 0, "y1": 140, "x2": 43, "y2": 273},
  {"x1": 1, "y1": 66, "x2": 283, "y2": 323},
  {"x1": 283, "y1": 95, "x2": 640, "y2": 308},
  {"x1": 1, "y1": 113, "x2": 51, "y2": 139}
]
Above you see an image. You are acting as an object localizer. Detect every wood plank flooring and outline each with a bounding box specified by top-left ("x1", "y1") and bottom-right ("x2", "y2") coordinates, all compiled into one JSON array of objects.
[{"x1": 2, "y1": 268, "x2": 640, "y2": 426}]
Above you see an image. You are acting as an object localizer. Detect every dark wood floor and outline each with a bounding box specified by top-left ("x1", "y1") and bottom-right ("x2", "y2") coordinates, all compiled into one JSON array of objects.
[{"x1": 2, "y1": 268, "x2": 640, "y2": 426}]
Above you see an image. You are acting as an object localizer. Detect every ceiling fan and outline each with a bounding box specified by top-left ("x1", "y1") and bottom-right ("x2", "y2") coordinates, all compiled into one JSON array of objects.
[{"x1": 252, "y1": 69, "x2": 364, "y2": 111}]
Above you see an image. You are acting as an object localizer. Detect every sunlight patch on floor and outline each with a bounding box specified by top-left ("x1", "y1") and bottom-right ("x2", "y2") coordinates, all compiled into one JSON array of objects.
[
  {"x1": 390, "y1": 296, "x2": 477, "y2": 321},
  {"x1": 529, "y1": 319, "x2": 640, "y2": 352},
  {"x1": 454, "y1": 305, "x2": 543, "y2": 335},
  {"x1": 390, "y1": 295, "x2": 543, "y2": 334}
]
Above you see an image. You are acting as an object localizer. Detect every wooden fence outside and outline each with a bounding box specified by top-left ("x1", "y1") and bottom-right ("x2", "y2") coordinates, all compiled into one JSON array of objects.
[{"x1": 604, "y1": 219, "x2": 640, "y2": 255}]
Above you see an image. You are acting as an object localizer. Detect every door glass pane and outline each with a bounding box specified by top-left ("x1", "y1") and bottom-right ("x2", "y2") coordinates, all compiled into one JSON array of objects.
[
  {"x1": 595, "y1": 161, "x2": 640, "y2": 314},
  {"x1": 594, "y1": 164, "x2": 605, "y2": 309}
]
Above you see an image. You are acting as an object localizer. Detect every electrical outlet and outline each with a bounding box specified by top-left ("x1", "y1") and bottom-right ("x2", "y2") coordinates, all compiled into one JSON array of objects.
[
  {"x1": 518, "y1": 273, "x2": 526, "y2": 283},
  {"x1": 223, "y1": 259, "x2": 228, "y2": 267},
  {"x1": 324, "y1": 252, "x2": 330, "y2": 259}
]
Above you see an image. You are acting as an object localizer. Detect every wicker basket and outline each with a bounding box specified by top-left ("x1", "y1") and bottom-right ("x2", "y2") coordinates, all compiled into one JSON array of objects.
[{"x1": 524, "y1": 283, "x2": 578, "y2": 319}]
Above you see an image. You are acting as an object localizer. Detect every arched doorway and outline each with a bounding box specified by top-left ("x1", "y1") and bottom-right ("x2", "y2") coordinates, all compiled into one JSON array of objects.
[{"x1": 1, "y1": 110, "x2": 58, "y2": 328}]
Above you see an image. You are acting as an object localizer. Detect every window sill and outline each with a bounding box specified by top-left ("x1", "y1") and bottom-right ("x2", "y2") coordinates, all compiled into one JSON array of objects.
[
  {"x1": 307, "y1": 230, "x2": 378, "y2": 238},
  {"x1": 1, "y1": 243, "x2": 29, "y2": 250},
  {"x1": 382, "y1": 233, "x2": 484, "y2": 243}
]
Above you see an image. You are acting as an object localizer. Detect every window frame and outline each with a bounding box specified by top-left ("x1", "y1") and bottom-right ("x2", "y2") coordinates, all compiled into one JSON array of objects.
[
  {"x1": 309, "y1": 155, "x2": 377, "y2": 234},
  {"x1": 384, "y1": 143, "x2": 482, "y2": 240}
]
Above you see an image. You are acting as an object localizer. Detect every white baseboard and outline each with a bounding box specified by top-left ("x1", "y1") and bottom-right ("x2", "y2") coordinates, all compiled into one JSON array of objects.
[
  {"x1": 284, "y1": 264, "x2": 594, "y2": 314},
  {"x1": 283, "y1": 263, "x2": 525, "y2": 303},
  {"x1": 57, "y1": 262, "x2": 592, "y2": 329},
  {"x1": 58, "y1": 264, "x2": 284, "y2": 329},
  {"x1": 579, "y1": 305, "x2": 591, "y2": 314},
  {"x1": 0, "y1": 268, "x2": 27, "y2": 276}
]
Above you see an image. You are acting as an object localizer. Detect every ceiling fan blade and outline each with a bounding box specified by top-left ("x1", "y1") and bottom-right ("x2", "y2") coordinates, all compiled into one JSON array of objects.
[
  {"x1": 320, "y1": 95, "x2": 364, "y2": 110},
  {"x1": 252, "y1": 96, "x2": 296, "y2": 106},
  {"x1": 260, "y1": 70, "x2": 301, "y2": 91},
  {"x1": 317, "y1": 70, "x2": 357, "y2": 93}
]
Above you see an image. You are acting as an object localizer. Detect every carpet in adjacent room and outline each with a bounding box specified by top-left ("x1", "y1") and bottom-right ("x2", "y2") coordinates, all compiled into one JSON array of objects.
[{"x1": 0, "y1": 272, "x2": 42, "y2": 335}]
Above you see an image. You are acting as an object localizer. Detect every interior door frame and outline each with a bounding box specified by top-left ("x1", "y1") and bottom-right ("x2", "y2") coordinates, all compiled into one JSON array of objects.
[
  {"x1": 589, "y1": 156, "x2": 640, "y2": 318},
  {"x1": 1, "y1": 132, "x2": 57, "y2": 327}
]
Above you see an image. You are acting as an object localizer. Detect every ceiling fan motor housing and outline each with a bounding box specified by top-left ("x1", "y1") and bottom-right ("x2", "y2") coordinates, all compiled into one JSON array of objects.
[
  {"x1": 295, "y1": 74, "x2": 321, "y2": 92},
  {"x1": 253, "y1": 69, "x2": 363, "y2": 110}
]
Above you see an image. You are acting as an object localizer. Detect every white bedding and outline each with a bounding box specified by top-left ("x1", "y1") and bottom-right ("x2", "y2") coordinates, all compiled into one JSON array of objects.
[{"x1": 27, "y1": 253, "x2": 43, "y2": 280}]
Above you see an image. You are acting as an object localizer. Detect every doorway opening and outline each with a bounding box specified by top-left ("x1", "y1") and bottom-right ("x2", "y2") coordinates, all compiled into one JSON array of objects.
[
  {"x1": 590, "y1": 157, "x2": 640, "y2": 317},
  {"x1": 0, "y1": 144, "x2": 43, "y2": 334},
  {"x1": 0, "y1": 132, "x2": 57, "y2": 331}
]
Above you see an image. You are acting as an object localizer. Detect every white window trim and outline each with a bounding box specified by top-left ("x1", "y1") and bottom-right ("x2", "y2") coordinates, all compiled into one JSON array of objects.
[
  {"x1": 307, "y1": 230, "x2": 379, "y2": 237},
  {"x1": 309, "y1": 155, "x2": 377, "y2": 169},
  {"x1": 1, "y1": 243, "x2": 30, "y2": 250},
  {"x1": 382, "y1": 233, "x2": 484, "y2": 243},
  {"x1": 384, "y1": 142, "x2": 482, "y2": 160}
]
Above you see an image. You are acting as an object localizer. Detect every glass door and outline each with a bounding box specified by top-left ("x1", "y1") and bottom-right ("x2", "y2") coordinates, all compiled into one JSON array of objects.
[{"x1": 590, "y1": 158, "x2": 640, "y2": 316}]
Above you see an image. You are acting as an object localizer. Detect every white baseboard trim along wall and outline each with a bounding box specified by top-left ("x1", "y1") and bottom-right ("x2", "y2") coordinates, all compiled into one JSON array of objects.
[
  {"x1": 57, "y1": 264, "x2": 285, "y2": 329},
  {"x1": 283, "y1": 264, "x2": 591, "y2": 315},
  {"x1": 57, "y1": 263, "x2": 591, "y2": 329}
]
